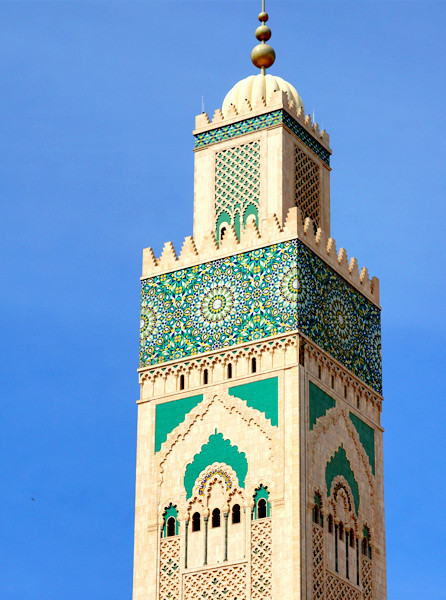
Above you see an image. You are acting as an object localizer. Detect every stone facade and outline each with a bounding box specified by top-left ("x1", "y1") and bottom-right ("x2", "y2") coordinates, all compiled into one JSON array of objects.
[{"x1": 133, "y1": 78, "x2": 387, "y2": 599}]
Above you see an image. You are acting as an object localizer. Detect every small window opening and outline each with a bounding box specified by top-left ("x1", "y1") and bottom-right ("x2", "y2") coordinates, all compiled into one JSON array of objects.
[
  {"x1": 318, "y1": 365, "x2": 322, "y2": 379},
  {"x1": 203, "y1": 369, "x2": 209, "y2": 385},
  {"x1": 220, "y1": 226, "x2": 227, "y2": 241},
  {"x1": 344, "y1": 385, "x2": 347, "y2": 398},
  {"x1": 192, "y1": 512, "x2": 201, "y2": 532},
  {"x1": 350, "y1": 529, "x2": 355, "y2": 548},
  {"x1": 166, "y1": 517, "x2": 176, "y2": 537},
  {"x1": 179, "y1": 374, "x2": 185, "y2": 390},
  {"x1": 212, "y1": 508, "x2": 221, "y2": 528},
  {"x1": 227, "y1": 363, "x2": 233, "y2": 379},
  {"x1": 257, "y1": 498, "x2": 267, "y2": 519},
  {"x1": 331, "y1": 375, "x2": 335, "y2": 389},
  {"x1": 339, "y1": 522, "x2": 344, "y2": 541},
  {"x1": 251, "y1": 357, "x2": 257, "y2": 373},
  {"x1": 232, "y1": 504, "x2": 241, "y2": 524},
  {"x1": 356, "y1": 395, "x2": 360, "y2": 409},
  {"x1": 312, "y1": 505, "x2": 320, "y2": 524},
  {"x1": 328, "y1": 514, "x2": 333, "y2": 534}
]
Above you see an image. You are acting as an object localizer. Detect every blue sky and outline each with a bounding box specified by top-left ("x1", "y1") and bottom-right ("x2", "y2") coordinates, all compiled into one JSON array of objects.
[{"x1": 1, "y1": 1, "x2": 445, "y2": 598}]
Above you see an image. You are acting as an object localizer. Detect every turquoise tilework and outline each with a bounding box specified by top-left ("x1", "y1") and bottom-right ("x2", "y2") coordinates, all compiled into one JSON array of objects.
[
  {"x1": 140, "y1": 240, "x2": 382, "y2": 393},
  {"x1": 194, "y1": 109, "x2": 331, "y2": 166}
]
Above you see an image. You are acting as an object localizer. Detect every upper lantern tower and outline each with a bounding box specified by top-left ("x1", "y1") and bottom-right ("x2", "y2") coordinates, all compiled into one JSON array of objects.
[
  {"x1": 134, "y1": 4, "x2": 386, "y2": 600},
  {"x1": 192, "y1": 3, "x2": 331, "y2": 249}
]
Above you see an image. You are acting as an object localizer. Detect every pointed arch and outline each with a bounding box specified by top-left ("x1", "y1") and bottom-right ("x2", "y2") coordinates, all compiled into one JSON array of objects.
[
  {"x1": 325, "y1": 446, "x2": 359, "y2": 515},
  {"x1": 184, "y1": 432, "x2": 248, "y2": 499}
]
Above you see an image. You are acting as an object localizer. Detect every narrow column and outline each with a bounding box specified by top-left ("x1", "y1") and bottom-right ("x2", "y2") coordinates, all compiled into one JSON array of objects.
[
  {"x1": 335, "y1": 523, "x2": 339, "y2": 572},
  {"x1": 224, "y1": 512, "x2": 229, "y2": 561},
  {"x1": 345, "y1": 531, "x2": 349, "y2": 579},
  {"x1": 184, "y1": 519, "x2": 189, "y2": 569},
  {"x1": 203, "y1": 515, "x2": 209, "y2": 566}
]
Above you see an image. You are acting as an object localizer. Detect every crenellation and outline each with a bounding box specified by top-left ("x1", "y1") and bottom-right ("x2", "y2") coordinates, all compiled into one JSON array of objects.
[
  {"x1": 141, "y1": 207, "x2": 380, "y2": 305},
  {"x1": 193, "y1": 91, "x2": 330, "y2": 152}
]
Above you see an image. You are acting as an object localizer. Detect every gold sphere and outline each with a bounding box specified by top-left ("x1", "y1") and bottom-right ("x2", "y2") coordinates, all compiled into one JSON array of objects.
[
  {"x1": 258, "y1": 11, "x2": 268, "y2": 22},
  {"x1": 255, "y1": 25, "x2": 271, "y2": 42},
  {"x1": 251, "y1": 43, "x2": 276, "y2": 69}
]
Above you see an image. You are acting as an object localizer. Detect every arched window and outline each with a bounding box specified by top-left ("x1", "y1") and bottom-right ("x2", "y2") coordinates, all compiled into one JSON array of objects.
[
  {"x1": 179, "y1": 374, "x2": 185, "y2": 390},
  {"x1": 192, "y1": 511, "x2": 201, "y2": 532},
  {"x1": 212, "y1": 508, "x2": 221, "y2": 528},
  {"x1": 258, "y1": 498, "x2": 267, "y2": 519},
  {"x1": 350, "y1": 529, "x2": 355, "y2": 548},
  {"x1": 162, "y1": 504, "x2": 178, "y2": 538},
  {"x1": 232, "y1": 504, "x2": 241, "y2": 524},
  {"x1": 251, "y1": 357, "x2": 257, "y2": 373},
  {"x1": 362, "y1": 526, "x2": 372, "y2": 559},
  {"x1": 313, "y1": 493, "x2": 323, "y2": 527},
  {"x1": 253, "y1": 485, "x2": 270, "y2": 519},
  {"x1": 220, "y1": 226, "x2": 227, "y2": 241},
  {"x1": 339, "y1": 522, "x2": 344, "y2": 541},
  {"x1": 203, "y1": 369, "x2": 209, "y2": 385},
  {"x1": 166, "y1": 517, "x2": 176, "y2": 537},
  {"x1": 328, "y1": 514, "x2": 334, "y2": 533},
  {"x1": 227, "y1": 363, "x2": 233, "y2": 379}
]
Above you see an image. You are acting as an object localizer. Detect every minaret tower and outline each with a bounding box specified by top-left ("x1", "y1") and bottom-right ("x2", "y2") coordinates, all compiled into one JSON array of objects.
[{"x1": 134, "y1": 4, "x2": 386, "y2": 599}]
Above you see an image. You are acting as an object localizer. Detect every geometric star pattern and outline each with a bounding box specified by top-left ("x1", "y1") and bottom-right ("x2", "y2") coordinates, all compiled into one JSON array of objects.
[{"x1": 140, "y1": 239, "x2": 382, "y2": 393}]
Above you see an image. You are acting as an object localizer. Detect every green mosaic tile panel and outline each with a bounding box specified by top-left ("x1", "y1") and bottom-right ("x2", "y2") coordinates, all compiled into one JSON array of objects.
[
  {"x1": 349, "y1": 412, "x2": 375, "y2": 475},
  {"x1": 184, "y1": 431, "x2": 248, "y2": 499},
  {"x1": 325, "y1": 445, "x2": 360, "y2": 515},
  {"x1": 155, "y1": 394, "x2": 203, "y2": 453},
  {"x1": 309, "y1": 381, "x2": 336, "y2": 430},
  {"x1": 229, "y1": 377, "x2": 278, "y2": 426},
  {"x1": 194, "y1": 109, "x2": 331, "y2": 166},
  {"x1": 140, "y1": 239, "x2": 382, "y2": 392}
]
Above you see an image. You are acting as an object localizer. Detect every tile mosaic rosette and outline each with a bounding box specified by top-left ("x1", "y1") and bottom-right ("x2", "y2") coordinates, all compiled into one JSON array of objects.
[{"x1": 139, "y1": 240, "x2": 382, "y2": 393}]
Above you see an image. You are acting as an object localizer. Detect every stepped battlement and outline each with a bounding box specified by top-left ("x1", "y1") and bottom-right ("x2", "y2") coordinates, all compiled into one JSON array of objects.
[
  {"x1": 194, "y1": 89, "x2": 330, "y2": 152},
  {"x1": 141, "y1": 205, "x2": 380, "y2": 307}
]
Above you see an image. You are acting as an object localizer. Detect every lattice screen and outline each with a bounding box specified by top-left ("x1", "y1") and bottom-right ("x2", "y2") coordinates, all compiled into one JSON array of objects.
[
  {"x1": 159, "y1": 537, "x2": 180, "y2": 600},
  {"x1": 183, "y1": 563, "x2": 247, "y2": 600},
  {"x1": 312, "y1": 522, "x2": 325, "y2": 599},
  {"x1": 326, "y1": 571, "x2": 361, "y2": 600},
  {"x1": 251, "y1": 518, "x2": 273, "y2": 599},
  {"x1": 295, "y1": 146, "x2": 320, "y2": 228},
  {"x1": 361, "y1": 556, "x2": 373, "y2": 600},
  {"x1": 215, "y1": 141, "x2": 260, "y2": 240}
]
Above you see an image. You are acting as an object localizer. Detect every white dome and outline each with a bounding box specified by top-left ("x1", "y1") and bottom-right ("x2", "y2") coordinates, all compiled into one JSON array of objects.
[{"x1": 222, "y1": 74, "x2": 304, "y2": 118}]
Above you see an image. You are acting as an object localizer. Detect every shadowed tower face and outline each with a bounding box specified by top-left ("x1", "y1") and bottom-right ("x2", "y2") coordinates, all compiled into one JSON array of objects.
[{"x1": 133, "y1": 4, "x2": 386, "y2": 599}]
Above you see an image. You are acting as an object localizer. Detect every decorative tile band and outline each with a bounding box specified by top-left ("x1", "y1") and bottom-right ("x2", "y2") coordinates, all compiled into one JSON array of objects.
[
  {"x1": 194, "y1": 109, "x2": 331, "y2": 166},
  {"x1": 140, "y1": 240, "x2": 381, "y2": 392}
]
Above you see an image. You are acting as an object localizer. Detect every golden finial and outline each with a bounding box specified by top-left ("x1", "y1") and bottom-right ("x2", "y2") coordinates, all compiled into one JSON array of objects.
[{"x1": 251, "y1": 0, "x2": 275, "y2": 75}]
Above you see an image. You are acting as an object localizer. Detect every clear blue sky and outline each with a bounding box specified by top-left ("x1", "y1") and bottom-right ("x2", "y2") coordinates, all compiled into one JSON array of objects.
[{"x1": 1, "y1": 1, "x2": 445, "y2": 598}]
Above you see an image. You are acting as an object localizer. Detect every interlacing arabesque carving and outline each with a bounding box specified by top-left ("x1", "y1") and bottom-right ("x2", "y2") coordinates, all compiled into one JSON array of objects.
[
  {"x1": 304, "y1": 343, "x2": 382, "y2": 411},
  {"x1": 361, "y1": 556, "x2": 372, "y2": 600},
  {"x1": 251, "y1": 518, "x2": 272, "y2": 599},
  {"x1": 139, "y1": 335, "x2": 298, "y2": 399},
  {"x1": 295, "y1": 145, "x2": 320, "y2": 228},
  {"x1": 159, "y1": 537, "x2": 180, "y2": 600},
  {"x1": 183, "y1": 563, "x2": 247, "y2": 600},
  {"x1": 157, "y1": 390, "x2": 277, "y2": 486},
  {"x1": 309, "y1": 405, "x2": 375, "y2": 507},
  {"x1": 326, "y1": 571, "x2": 361, "y2": 600},
  {"x1": 312, "y1": 522, "x2": 325, "y2": 599}
]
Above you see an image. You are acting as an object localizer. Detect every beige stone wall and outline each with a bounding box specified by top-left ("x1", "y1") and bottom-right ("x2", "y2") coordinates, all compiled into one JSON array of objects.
[{"x1": 133, "y1": 334, "x2": 386, "y2": 599}]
